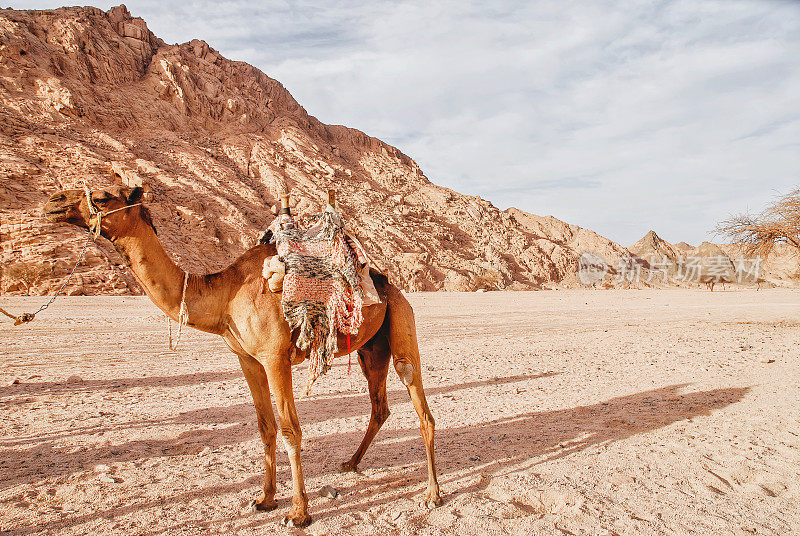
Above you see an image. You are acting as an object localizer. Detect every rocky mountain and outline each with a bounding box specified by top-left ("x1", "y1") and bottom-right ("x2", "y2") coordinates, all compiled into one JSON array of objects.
[
  {"x1": 629, "y1": 230, "x2": 679, "y2": 264},
  {"x1": 0, "y1": 5, "x2": 636, "y2": 296}
]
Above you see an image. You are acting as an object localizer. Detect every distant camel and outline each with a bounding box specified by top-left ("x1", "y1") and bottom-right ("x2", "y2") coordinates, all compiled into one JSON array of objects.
[
  {"x1": 700, "y1": 275, "x2": 722, "y2": 291},
  {"x1": 44, "y1": 185, "x2": 441, "y2": 527},
  {"x1": 699, "y1": 275, "x2": 733, "y2": 292}
]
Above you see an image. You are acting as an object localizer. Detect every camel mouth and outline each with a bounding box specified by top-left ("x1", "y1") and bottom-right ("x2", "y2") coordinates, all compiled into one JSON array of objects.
[
  {"x1": 43, "y1": 204, "x2": 70, "y2": 222},
  {"x1": 43, "y1": 192, "x2": 77, "y2": 222}
]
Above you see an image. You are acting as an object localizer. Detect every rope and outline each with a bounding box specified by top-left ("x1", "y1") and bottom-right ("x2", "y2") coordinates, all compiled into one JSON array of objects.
[
  {"x1": 88, "y1": 203, "x2": 142, "y2": 239},
  {"x1": 0, "y1": 230, "x2": 93, "y2": 325},
  {"x1": 167, "y1": 271, "x2": 189, "y2": 351},
  {"x1": 80, "y1": 180, "x2": 98, "y2": 215},
  {"x1": 0, "y1": 307, "x2": 30, "y2": 325},
  {"x1": 347, "y1": 332, "x2": 352, "y2": 374}
]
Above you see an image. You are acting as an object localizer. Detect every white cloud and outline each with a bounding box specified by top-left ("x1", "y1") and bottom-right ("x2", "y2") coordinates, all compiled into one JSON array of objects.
[{"x1": 10, "y1": 0, "x2": 800, "y2": 245}]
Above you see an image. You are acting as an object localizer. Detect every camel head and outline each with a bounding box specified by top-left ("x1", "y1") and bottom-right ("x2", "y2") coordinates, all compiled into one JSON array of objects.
[{"x1": 43, "y1": 185, "x2": 150, "y2": 238}]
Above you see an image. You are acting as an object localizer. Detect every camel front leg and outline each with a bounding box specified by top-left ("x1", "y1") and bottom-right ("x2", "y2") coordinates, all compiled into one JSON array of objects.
[
  {"x1": 264, "y1": 356, "x2": 311, "y2": 528},
  {"x1": 237, "y1": 354, "x2": 278, "y2": 511}
]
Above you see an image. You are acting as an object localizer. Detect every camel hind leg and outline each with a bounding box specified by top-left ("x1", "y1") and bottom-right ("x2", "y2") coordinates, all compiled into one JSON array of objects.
[
  {"x1": 340, "y1": 325, "x2": 392, "y2": 472},
  {"x1": 385, "y1": 285, "x2": 442, "y2": 508}
]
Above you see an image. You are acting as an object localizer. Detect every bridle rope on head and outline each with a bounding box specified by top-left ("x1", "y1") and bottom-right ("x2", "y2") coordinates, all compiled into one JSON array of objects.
[{"x1": 79, "y1": 181, "x2": 142, "y2": 239}]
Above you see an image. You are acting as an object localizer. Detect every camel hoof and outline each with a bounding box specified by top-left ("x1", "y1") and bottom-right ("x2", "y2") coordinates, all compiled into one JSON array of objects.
[
  {"x1": 249, "y1": 497, "x2": 277, "y2": 512},
  {"x1": 422, "y1": 491, "x2": 443, "y2": 509},
  {"x1": 281, "y1": 513, "x2": 311, "y2": 528},
  {"x1": 339, "y1": 461, "x2": 357, "y2": 473}
]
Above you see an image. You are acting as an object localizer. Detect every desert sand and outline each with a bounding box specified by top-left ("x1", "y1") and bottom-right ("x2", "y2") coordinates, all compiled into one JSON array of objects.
[{"x1": 1, "y1": 289, "x2": 798, "y2": 535}]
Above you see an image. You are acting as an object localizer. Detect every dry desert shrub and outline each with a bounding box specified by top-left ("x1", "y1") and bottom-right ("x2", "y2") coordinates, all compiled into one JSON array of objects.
[
  {"x1": 471, "y1": 268, "x2": 502, "y2": 290},
  {"x1": 3, "y1": 261, "x2": 50, "y2": 294}
]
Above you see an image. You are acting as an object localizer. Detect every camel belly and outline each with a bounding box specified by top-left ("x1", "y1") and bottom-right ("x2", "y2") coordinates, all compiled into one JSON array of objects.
[{"x1": 335, "y1": 301, "x2": 387, "y2": 356}]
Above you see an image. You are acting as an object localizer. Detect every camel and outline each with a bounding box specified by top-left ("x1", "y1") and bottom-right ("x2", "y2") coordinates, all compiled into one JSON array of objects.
[
  {"x1": 43, "y1": 185, "x2": 441, "y2": 527},
  {"x1": 699, "y1": 275, "x2": 730, "y2": 292}
]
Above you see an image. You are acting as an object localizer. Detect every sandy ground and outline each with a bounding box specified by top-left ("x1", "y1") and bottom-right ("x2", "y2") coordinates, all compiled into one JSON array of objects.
[{"x1": 1, "y1": 289, "x2": 799, "y2": 536}]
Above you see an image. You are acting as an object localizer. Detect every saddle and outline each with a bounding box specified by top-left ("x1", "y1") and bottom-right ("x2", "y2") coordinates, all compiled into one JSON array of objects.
[{"x1": 261, "y1": 204, "x2": 380, "y2": 388}]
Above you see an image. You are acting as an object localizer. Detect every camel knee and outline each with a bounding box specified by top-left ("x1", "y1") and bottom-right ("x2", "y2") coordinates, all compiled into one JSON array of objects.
[
  {"x1": 256, "y1": 411, "x2": 276, "y2": 435},
  {"x1": 394, "y1": 361, "x2": 415, "y2": 386},
  {"x1": 253, "y1": 406, "x2": 277, "y2": 444},
  {"x1": 280, "y1": 428, "x2": 301, "y2": 456},
  {"x1": 422, "y1": 412, "x2": 435, "y2": 429}
]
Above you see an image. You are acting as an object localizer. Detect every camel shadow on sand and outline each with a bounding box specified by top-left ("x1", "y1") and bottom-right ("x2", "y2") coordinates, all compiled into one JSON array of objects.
[
  {"x1": 3, "y1": 376, "x2": 748, "y2": 535},
  {"x1": 0, "y1": 370, "x2": 244, "y2": 400},
  {"x1": 289, "y1": 382, "x2": 749, "y2": 525},
  {"x1": 0, "y1": 372, "x2": 555, "y2": 484}
]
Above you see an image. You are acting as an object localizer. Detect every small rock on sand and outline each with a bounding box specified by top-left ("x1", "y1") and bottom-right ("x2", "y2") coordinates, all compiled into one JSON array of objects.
[
  {"x1": 66, "y1": 375, "x2": 84, "y2": 384},
  {"x1": 94, "y1": 464, "x2": 111, "y2": 473},
  {"x1": 319, "y1": 485, "x2": 340, "y2": 499}
]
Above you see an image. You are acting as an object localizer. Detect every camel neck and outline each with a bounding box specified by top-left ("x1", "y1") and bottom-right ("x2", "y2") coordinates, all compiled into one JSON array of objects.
[{"x1": 110, "y1": 220, "x2": 224, "y2": 334}]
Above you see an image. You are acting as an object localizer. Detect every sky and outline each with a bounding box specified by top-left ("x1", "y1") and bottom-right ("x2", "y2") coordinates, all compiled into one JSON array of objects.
[{"x1": 11, "y1": 0, "x2": 800, "y2": 245}]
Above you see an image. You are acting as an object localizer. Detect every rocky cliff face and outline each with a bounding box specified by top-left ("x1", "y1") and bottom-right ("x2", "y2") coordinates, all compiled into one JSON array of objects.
[{"x1": 1, "y1": 5, "x2": 635, "y2": 295}]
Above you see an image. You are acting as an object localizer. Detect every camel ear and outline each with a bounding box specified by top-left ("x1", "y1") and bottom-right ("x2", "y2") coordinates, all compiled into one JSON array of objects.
[
  {"x1": 259, "y1": 229, "x2": 273, "y2": 245},
  {"x1": 127, "y1": 186, "x2": 144, "y2": 205}
]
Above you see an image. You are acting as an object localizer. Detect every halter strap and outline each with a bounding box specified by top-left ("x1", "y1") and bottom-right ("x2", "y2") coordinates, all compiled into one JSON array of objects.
[
  {"x1": 79, "y1": 180, "x2": 99, "y2": 216},
  {"x1": 78, "y1": 182, "x2": 143, "y2": 239}
]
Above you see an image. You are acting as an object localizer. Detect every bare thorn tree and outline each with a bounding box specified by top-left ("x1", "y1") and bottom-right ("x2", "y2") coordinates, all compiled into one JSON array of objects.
[
  {"x1": 4, "y1": 261, "x2": 49, "y2": 295},
  {"x1": 716, "y1": 188, "x2": 800, "y2": 256}
]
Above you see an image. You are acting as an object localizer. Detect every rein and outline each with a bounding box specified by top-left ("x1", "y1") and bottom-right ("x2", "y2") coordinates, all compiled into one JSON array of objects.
[
  {"x1": 89, "y1": 204, "x2": 142, "y2": 238},
  {"x1": 0, "y1": 184, "x2": 140, "y2": 326}
]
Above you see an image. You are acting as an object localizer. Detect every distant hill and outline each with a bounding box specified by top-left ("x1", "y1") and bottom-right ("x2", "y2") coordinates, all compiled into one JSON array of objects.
[
  {"x1": 629, "y1": 230, "x2": 678, "y2": 262},
  {"x1": 0, "y1": 5, "x2": 635, "y2": 295}
]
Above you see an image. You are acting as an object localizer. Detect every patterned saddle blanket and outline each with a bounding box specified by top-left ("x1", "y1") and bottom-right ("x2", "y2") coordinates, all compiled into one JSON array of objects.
[{"x1": 268, "y1": 207, "x2": 377, "y2": 388}]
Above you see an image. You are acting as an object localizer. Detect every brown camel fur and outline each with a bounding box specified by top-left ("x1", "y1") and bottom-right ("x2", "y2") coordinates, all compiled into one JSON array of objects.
[{"x1": 43, "y1": 185, "x2": 442, "y2": 527}]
